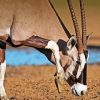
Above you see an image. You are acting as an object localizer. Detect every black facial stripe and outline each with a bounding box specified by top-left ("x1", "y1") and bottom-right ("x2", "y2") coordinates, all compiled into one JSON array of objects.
[
  {"x1": 72, "y1": 59, "x2": 82, "y2": 83},
  {"x1": 60, "y1": 60, "x2": 62, "y2": 66},
  {"x1": 76, "y1": 60, "x2": 81, "y2": 65},
  {"x1": 67, "y1": 73, "x2": 79, "y2": 86},
  {"x1": 77, "y1": 73, "x2": 83, "y2": 83},
  {"x1": 84, "y1": 50, "x2": 88, "y2": 59},
  {"x1": 73, "y1": 63, "x2": 79, "y2": 77},
  {"x1": 67, "y1": 51, "x2": 88, "y2": 85},
  {"x1": 0, "y1": 40, "x2": 6, "y2": 49},
  {"x1": 75, "y1": 89, "x2": 79, "y2": 96},
  {"x1": 67, "y1": 75, "x2": 76, "y2": 86},
  {"x1": 83, "y1": 63, "x2": 87, "y2": 85},
  {"x1": 77, "y1": 63, "x2": 87, "y2": 85}
]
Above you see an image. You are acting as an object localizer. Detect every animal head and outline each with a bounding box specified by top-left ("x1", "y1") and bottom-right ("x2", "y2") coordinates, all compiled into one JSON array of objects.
[
  {"x1": 65, "y1": 40, "x2": 89, "y2": 96},
  {"x1": 49, "y1": 0, "x2": 89, "y2": 96},
  {"x1": 65, "y1": 0, "x2": 89, "y2": 96}
]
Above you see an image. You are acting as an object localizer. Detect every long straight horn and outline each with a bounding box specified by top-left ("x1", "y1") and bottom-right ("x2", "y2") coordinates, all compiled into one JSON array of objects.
[
  {"x1": 79, "y1": 0, "x2": 87, "y2": 50},
  {"x1": 79, "y1": 0, "x2": 87, "y2": 85},
  {"x1": 67, "y1": 0, "x2": 83, "y2": 54},
  {"x1": 48, "y1": 0, "x2": 71, "y2": 38}
]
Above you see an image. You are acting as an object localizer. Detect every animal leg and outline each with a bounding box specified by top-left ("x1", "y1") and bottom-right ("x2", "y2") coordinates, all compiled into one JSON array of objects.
[
  {"x1": 0, "y1": 41, "x2": 8, "y2": 100},
  {"x1": 21, "y1": 36, "x2": 65, "y2": 92},
  {"x1": 45, "y1": 40, "x2": 64, "y2": 93},
  {"x1": 23, "y1": 36, "x2": 64, "y2": 79}
]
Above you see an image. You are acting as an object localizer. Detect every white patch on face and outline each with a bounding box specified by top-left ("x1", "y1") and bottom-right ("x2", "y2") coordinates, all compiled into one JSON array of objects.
[
  {"x1": 67, "y1": 46, "x2": 78, "y2": 61},
  {"x1": 0, "y1": 60, "x2": 7, "y2": 97},
  {"x1": 79, "y1": 53, "x2": 86, "y2": 69},
  {"x1": 71, "y1": 83, "x2": 87, "y2": 96},
  {"x1": 76, "y1": 53, "x2": 86, "y2": 78}
]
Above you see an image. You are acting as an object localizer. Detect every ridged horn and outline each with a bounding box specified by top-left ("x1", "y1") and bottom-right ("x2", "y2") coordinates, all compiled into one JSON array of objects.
[
  {"x1": 67, "y1": 0, "x2": 83, "y2": 54},
  {"x1": 79, "y1": 0, "x2": 87, "y2": 50},
  {"x1": 80, "y1": 0, "x2": 87, "y2": 85}
]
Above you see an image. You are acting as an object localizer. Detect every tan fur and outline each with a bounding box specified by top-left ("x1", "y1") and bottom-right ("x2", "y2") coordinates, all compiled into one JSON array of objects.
[{"x1": 0, "y1": 0, "x2": 68, "y2": 42}]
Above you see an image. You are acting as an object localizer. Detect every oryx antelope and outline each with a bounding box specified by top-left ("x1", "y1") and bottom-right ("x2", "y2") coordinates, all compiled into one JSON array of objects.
[{"x1": 0, "y1": 0, "x2": 89, "y2": 99}]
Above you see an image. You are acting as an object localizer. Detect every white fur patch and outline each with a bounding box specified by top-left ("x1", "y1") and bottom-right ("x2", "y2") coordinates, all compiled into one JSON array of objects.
[
  {"x1": 67, "y1": 46, "x2": 78, "y2": 61},
  {"x1": 5, "y1": 28, "x2": 10, "y2": 35},
  {"x1": 0, "y1": 28, "x2": 10, "y2": 36},
  {"x1": 0, "y1": 60, "x2": 6, "y2": 81},
  {"x1": 45, "y1": 40, "x2": 63, "y2": 72},
  {"x1": 79, "y1": 53, "x2": 86, "y2": 69},
  {"x1": 45, "y1": 40, "x2": 58, "y2": 51},
  {"x1": 76, "y1": 53, "x2": 86, "y2": 78},
  {"x1": 0, "y1": 60, "x2": 7, "y2": 97},
  {"x1": 71, "y1": 83, "x2": 87, "y2": 96}
]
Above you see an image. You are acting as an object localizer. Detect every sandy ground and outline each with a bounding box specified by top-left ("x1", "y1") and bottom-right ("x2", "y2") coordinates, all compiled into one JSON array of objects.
[{"x1": 4, "y1": 65, "x2": 100, "y2": 100}]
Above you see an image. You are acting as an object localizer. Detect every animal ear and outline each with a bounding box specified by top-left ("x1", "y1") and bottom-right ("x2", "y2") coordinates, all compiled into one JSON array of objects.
[
  {"x1": 67, "y1": 36, "x2": 77, "y2": 50},
  {"x1": 86, "y1": 32, "x2": 92, "y2": 41}
]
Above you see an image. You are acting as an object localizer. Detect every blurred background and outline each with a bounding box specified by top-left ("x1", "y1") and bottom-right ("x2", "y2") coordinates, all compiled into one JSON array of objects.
[{"x1": 6, "y1": 0, "x2": 100, "y2": 66}]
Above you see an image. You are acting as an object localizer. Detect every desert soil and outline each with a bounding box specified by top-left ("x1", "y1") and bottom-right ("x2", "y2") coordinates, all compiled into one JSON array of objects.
[{"x1": 5, "y1": 65, "x2": 100, "y2": 100}]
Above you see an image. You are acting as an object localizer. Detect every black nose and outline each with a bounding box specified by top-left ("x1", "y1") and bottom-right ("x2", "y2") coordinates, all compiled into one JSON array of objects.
[{"x1": 81, "y1": 91, "x2": 84, "y2": 95}]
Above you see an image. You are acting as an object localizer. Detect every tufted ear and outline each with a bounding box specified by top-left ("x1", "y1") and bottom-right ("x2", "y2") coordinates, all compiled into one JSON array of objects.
[{"x1": 67, "y1": 36, "x2": 77, "y2": 50}]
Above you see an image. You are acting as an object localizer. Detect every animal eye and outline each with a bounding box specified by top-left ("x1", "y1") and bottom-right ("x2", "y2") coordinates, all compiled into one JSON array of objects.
[{"x1": 76, "y1": 60, "x2": 81, "y2": 65}]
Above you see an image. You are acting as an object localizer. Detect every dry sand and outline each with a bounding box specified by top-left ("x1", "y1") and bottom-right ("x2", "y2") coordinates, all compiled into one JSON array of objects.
[{"x1": 5, "y1": 65, "x2": 100, "y2": 100}]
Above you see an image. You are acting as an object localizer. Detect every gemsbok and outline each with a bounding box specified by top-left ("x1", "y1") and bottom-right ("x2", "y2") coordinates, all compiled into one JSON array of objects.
[{"x1": 0, "y1": 0, "x2": 90, "y2": 99}]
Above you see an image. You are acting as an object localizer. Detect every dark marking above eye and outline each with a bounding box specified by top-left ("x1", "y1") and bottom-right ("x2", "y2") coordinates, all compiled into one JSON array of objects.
[
  {"x1": 71, "y1": 38, "x2": 76, "y2": 47},
  {"x1": 76, "y1": 60, "x2": 81, "y2": 65}
]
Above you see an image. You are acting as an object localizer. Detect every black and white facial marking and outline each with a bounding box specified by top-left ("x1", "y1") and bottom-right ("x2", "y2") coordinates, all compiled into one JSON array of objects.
[
  {"x1": 64, "y1": 37, "x2": 89, "y2": 96},
  {"x1": 65, "y1": 52, "x2": 88, "y2": 96}
]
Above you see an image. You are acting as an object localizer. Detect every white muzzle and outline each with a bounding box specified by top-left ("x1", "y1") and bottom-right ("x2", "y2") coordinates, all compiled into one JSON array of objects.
[{"x1": 71, "y1": 83, "x2": 87, "y2": 96}]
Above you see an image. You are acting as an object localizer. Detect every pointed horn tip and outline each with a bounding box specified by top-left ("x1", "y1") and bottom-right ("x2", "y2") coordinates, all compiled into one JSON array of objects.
[
  {"x1": 86, "y1": 32, "x2": 92, "y2": 40},
  {"x1": 87, "y1": 32, "x2": 93, "y2": 37},
  {"x1": 83, "y1": 32, "x2": 93, "y2": 48}
]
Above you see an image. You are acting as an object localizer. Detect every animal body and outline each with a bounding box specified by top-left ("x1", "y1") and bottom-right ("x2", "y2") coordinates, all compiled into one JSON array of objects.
[{"x1": 0, "y1": 0, "x2": 89, "y2": 99}]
